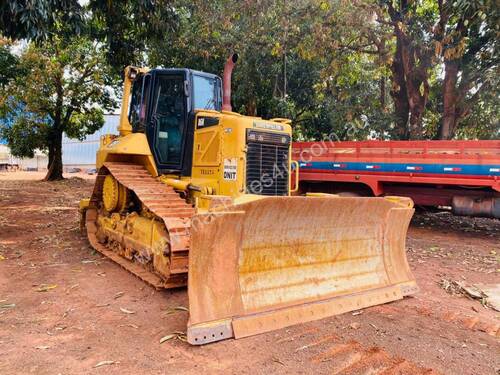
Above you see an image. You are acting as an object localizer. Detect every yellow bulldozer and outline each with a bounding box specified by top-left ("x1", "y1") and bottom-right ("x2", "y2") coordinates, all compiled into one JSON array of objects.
[{"x1": 80, "y1": 53, "x2": 418, "y2": 345}]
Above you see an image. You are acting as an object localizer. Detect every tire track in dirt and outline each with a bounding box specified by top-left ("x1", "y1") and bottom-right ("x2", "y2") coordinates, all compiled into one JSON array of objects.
[
  {"x1": 269, "y1": 328, "x2": 440, "y2": 375},
  {"x1": 372, "y1": 303, "x2": 500, "y2": 338},
  {"x1": 304, "y1": 334, "x2": 438, "y2": 375}
]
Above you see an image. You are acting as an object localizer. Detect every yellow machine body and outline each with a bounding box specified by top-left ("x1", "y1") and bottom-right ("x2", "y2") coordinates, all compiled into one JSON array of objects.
[
  {"x1": 80, "y1": 63, "x2": 417, "y2": 345},
  {"x1": 97, "y1": 111, "x2": 292, "y2": 202}
]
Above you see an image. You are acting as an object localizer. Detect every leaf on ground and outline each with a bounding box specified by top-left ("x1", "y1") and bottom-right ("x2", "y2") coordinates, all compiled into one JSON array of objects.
[
  {"x1": 36, "y1": 284, "x2": 58, "y2": 292},
  {"x1": 96, "y1": 303, "x2": 110, "y2": 308},
  {"x1": 272, "y1": 356, "x2": 286, "y2": 366},
  {"x1": 94, "y1": 360, "x2": 116, "y2": 368},
  {"x1": 35, "y1": 345, "x2": 50, "y2": 350},
  {"x1": 0, "y1": 303, "x2": 15, "y2": 309},
  {"x1": 160, "y1": 334, "x2": 176, "y2": 343},
  {"x1": 81, "y1": 259, "x2": 98, "y2": 264},
  {"x1": 62, "y1": 307, "x2": 74, "y2": 318},
  {"x1": 119, "y1": 323, "x2": 139, "y2": 329},
  {"x1": 473, "y1": 283, "x2": 500, "y2": 312},
  {"x1": 349, "y1": 322, "x2": 361, "y2": 330},
  {"x1": 120, "y1": 307, "x2": 135, "y2": 314},
  {"x1": 163, "y1": 306, "x2": 189, "y2": 315},
  {"x1": 160, "y1": 331, "x2": 187, "y2": 343},
  {"x1": 113, "y1": 292, "x2": 125, "y2": 299},
  {"x1": 0, "y1": 254, "x2": 5, "y2": 260},
  {"x1": 176, "y1": 333, "x2": 188, "y2": 342},
  {"x1": 461, "y1": 284, "x2": 484, "y2": 299}
]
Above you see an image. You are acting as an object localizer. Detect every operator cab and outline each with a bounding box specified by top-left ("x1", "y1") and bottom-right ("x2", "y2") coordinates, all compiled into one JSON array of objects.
[{"x1": 128, "y1": 68, "x2": 222, "y2": 175}]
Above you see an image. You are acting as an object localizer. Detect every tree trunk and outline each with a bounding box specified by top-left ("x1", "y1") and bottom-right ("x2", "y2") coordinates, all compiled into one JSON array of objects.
[
  {"x1": 408, "y1": 97, "x2": 425, "y2": 140},
  {"x1": 390, "y1": 37, "x2": 410, "y2": 139},
  {"x1": 45, "y1": 68, "x2": 64, "y2": 181},
  {"x1": 399, "y1": 43, "x2": 429, "y2": 140},
  {"x1": 246, "y1": 98, "x2": 257, "y2": 116},
  {"x1": 44, "y1": 130, "x2": 63, "y2": 181},
  {"x1": 439, "y1": 60, "x2": 459, "y2": 140},
  {"x1": 387, "y1": 2, "x2": 430, "y2": 140},
  {"x1": 379, "y1": 77, "x2": 386, "y2": 111}
]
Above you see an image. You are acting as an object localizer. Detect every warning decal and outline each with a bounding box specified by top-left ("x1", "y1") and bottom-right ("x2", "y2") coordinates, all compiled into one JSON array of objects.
[{"x1": 223, "y1": 158, "x2": 237, "y2": 180}]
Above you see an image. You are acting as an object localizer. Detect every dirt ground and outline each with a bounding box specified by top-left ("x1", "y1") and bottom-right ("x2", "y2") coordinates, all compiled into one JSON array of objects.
[{"x1": 0, "y1": 174, "x2": 499, "y2": 375}]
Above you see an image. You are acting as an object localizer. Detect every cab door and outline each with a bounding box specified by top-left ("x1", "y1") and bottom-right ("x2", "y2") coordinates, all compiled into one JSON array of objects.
[{"x1": 147, "y1": 73, "x2": 188, "y2": 172}]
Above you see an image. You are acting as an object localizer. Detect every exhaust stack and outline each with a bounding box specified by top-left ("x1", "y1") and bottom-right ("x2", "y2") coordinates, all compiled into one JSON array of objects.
[{"x1": 222, "y1": 53, "x2": 238, "y2": 112}]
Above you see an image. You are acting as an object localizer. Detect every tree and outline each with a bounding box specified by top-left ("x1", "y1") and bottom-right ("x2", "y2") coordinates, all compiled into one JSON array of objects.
[
  {"x1": 0, "y1": 0, "x2": 84, "y2": 40},
  {"x1": 1, "y1": 0, "x2": 497, "y2": 144},
  {"x1": 435, "y1": 0, "x2": 499, "y2": 139},
  {"x1": 87, "y1": 0, "x2": 179, "y2": 75},
  {"x1": 0, "y1": 40, "x2": 21, "y2": 87},
  {"x1": 0, "y1": 36, "x2": 118, "y2": 180}
]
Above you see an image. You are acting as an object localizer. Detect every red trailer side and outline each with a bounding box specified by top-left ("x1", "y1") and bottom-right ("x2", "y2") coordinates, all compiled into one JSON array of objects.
[{"x1": 292, "y1": 140, "x2": 500, "y2": 218}]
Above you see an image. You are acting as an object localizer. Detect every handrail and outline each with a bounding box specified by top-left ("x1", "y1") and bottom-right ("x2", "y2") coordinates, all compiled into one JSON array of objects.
[{"x1": 290, "y1": 160, "x2": 300, "y2": 193}]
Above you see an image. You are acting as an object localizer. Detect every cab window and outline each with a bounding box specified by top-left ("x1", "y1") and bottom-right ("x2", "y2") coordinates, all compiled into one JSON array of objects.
[
  {"x1": 193, "y1": 75, "x2": 221, "y2": 110},
  {"x1": 128, "y1": 75, "x2": 143, "y2": 130},
  {"x1": 152, "y1": 75, "x2": 185, "y2": 166}
]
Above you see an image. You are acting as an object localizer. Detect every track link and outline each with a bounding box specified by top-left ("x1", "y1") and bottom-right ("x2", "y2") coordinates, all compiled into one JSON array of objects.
[{"x1": 85, "y1": 162, "x2": 194, "y2": 289}]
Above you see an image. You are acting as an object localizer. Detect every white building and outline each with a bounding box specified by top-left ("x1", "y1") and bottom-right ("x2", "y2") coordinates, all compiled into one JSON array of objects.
[
  {"x1": 0, "y1": 144, "x2": 48, "y2": 170},
  {"x1": 62, "y1": 114, "x2": 119, "y2": 169},
  {"x1": 0, "y1": 114, "x2": 119, "y2": 171}
]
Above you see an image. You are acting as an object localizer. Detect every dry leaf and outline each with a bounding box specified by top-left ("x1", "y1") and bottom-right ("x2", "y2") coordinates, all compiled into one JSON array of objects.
[
  {"x1": 36, "y1": 284, "x2": 58, "y2": 292},
  {"x1": 160, "y1": 334, "x2": 176, "y2": 343},
  {"x1": 114, "y1": 292, "x2": 125, "y2": 299},
  {"x1": 0, "y1": 254, "x2": 5, "y2": 260},
  {"x1": 94, "y1": 360, "x2": 115, "y2": 368},
  {"x1": 163, "y1": 306, "x2": 189, "y2": 315},
  {"x1": 0, "y1": 303, "x2": 15, "y2": 309},
  {"x1": 272, "y1": 357, "x2": 286, "y2": 366},
  {"x1": 81, "y1": 259, "x2": 98, "y2": 264},
  {"x1": 349, "y1": 322, "x2": 361, "y2": 330},
  {"x1": 176, "y1": 333, "x2": 188, "y2": 342},
  {"x1": 160, "y1": 331, "x2": 187, "y2": 343},
  {"x1": 62, "y1": 307, "x2": 74, "y2": 318},
  {"x1": 120, "y1": 307, "x2": 135, "y2": 314},
  {"x1": 96, "y1": 303, "x2": 110, "y2": 308},
  {"x1": 35, "y1": 345, "x2": 50, "y2": 350}
]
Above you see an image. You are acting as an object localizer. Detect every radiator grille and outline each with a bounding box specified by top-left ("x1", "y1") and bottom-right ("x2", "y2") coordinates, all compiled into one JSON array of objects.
[{"x1": 246, "y1": 142, "x2": 289, "y2": 196}]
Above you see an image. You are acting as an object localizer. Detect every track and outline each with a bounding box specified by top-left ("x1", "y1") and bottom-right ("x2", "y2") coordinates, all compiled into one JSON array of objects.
[{"x1": 85, "y1": 162, "x2": 194, "y2": 289}]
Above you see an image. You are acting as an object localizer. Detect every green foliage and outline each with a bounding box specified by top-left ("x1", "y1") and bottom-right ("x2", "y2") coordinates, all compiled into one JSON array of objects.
[
  {"x1": 0, "y1": 0, "x2": 84, "y2": 40},
  {"x1": 0, "y1": 100, "x2": 48, "y2": 158},
  {"x1": 455, "y1": 88, "x2": 500, "y2": 139},
  {"x1": 1, "y1": 0, "x2": 498, "y2": 142},
  {"x1": 0, "y1": 43, "x2": 22, "y2": 87},
  {"x1": 0, "y1": 34, "x2": 118, "y2": 178},
  {"x1": 87, "y1": 0, "x2": 179, "y2": 73}
]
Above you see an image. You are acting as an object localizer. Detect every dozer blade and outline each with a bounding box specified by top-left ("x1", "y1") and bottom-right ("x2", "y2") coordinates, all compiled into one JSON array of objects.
[{"x1": 187, "y1": 196, "x2": 417, "y2": 345}]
